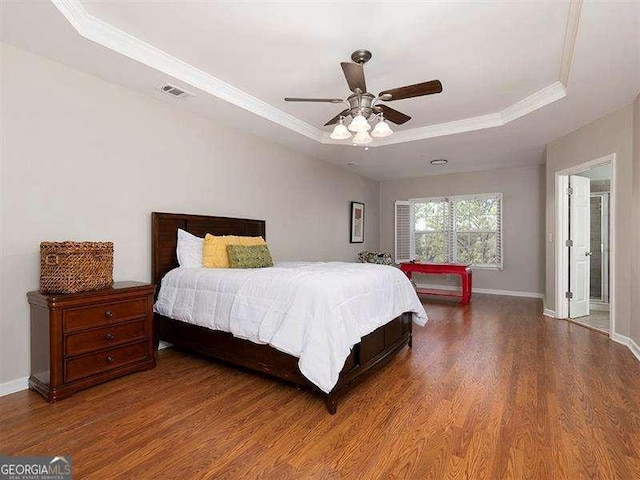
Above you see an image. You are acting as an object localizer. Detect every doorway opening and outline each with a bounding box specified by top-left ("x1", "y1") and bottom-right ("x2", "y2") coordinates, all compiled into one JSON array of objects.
[{"x1": 554, "y1": 154, "x2": 615, "y2": 336}]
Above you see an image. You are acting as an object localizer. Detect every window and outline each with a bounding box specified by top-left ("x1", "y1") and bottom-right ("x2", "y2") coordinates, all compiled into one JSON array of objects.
[{"x1": 395, "y1": 193, "x2": 503, "y2": 269}]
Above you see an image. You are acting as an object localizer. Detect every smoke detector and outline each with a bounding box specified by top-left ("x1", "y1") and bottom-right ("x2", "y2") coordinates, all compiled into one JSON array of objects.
[
  {"x1": 430, "y1": 159, "x2": 448, "y2": 166},
  {"x1": 159, "y1": 84, "x2": 194, "y2": 100}
]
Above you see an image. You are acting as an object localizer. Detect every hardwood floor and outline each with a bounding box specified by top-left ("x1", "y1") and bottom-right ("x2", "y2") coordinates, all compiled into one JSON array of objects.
[{"x1": 1, "y1": 294, "x2": 639, "y2": 479}]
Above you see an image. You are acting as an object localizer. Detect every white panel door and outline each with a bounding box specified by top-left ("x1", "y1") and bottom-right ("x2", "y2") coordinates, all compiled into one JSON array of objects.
[{"x1": 569, "y1": 175, "x2": 591, "y2": 318}]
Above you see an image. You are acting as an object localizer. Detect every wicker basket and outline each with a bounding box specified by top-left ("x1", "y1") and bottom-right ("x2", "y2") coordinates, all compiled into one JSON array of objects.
[{"x1": 40, "y1": 241, "x2": 114, "y2": 294}]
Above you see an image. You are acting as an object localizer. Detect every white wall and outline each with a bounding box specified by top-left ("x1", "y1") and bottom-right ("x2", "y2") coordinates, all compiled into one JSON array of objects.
[
  {"x1": 632, "y1": 94, "x2": 640, "y2": 347},
  {"x1": 545, "y1": 103, "x2": 635, "y2": 338},
  {"x1": 0, "y1": 44, "x2": 380, "y2": 387},
  {"x1": 379, "y1": 164, "x2": 545, "y2": 296}
]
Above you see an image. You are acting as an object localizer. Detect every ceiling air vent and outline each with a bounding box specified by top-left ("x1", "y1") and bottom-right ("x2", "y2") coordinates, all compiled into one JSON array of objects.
[{"x1": 159, "y1": 84, "x2": 193, "y2": 100}]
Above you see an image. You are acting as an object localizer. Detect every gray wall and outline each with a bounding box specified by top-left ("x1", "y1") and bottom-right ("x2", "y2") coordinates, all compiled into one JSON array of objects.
[
  {"x1": 633, "y1": 95, "x2": 640, "y2": 347},
  {"x1": 379, "y1": 165, "x2": 545, "y2": 295},
  {"x1": 0, "y1": 44, "x2": 380, "y2": 386},
  {"x1": 545, "y1": 103, "x2": 635, "y2": 338}
]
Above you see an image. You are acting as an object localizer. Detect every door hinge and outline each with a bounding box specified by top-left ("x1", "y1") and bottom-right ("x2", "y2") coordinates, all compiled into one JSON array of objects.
[
  {"x1": 567, "y1": 187, "x2": 573, "y2": 195},
  {"x1": 565, "y1": 291, "x2": 573, "y2": 299},
  {"x1": 566, "y1": 239, "x2": 573, "y2": 247}
]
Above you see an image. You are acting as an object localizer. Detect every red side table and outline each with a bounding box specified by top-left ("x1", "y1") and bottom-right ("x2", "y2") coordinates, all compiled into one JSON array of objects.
[{"x1": 400, "y1": 262, "x2": 473, "y2": 305}]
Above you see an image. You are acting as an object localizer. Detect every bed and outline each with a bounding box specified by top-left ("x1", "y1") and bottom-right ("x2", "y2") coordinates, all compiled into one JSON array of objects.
[{"x1": 152, "y1": 212, "x2": 426, "y2": 413}]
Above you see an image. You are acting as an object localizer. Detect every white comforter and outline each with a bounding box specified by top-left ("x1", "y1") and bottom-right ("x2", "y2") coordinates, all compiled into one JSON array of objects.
[{"x1": 154, "y1": 262, "x2": 427, "y2": 393}]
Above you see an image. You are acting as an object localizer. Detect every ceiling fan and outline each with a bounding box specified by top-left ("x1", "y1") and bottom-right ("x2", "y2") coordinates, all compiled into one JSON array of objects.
[{"x1": 285, "y1": 49, "x2": 443, "y2": 145}]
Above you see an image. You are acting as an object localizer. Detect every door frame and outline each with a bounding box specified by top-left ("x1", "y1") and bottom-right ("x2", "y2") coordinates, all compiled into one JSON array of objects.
[
  {"x1": 554, "y1": 153, "x2": 616, "y2": 336},
  {"x1": 589, "y1": 192, "x2": 610, "y2": 304}
]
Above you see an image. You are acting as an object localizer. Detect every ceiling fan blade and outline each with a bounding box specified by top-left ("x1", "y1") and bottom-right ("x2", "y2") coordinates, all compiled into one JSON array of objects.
[
  {"x1": 378, "y1": 105, "x2": 411, "y2": 125},
  {"x1": 324, "y1": 109, "x2": 350, "y2": 126},
  {"x1": 340, "y1": 62, "x2": 367, "y2": 93},
  {"x1": 379, "y1": 80, "x2": 443, "y2": 101},
  {"x1": 284, "y1": 98, "x2": 344, "y2": 103}
]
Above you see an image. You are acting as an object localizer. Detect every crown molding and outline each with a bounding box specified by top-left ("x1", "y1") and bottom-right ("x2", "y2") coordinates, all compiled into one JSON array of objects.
[
  {"x1": 321, "y1": 112, "x2": 502, "y2": 147},
  {"x1": 51, "y1": 0, "x2": 577, "y2": 147},
  {"x1": 560, "y1": 1, "x2": 583, "y2": 86},
  {"x1": 51, "y1": 0, "x2": 324, "y2": 142},
  {"x1": 501, "y1": 81, "x2": 567, "y2": 123},
  {"x1": 321, "y1": 82, "x2": 566, "y2": 147}
]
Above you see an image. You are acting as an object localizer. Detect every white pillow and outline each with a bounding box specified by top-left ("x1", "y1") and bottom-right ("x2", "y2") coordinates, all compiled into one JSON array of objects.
[{"x1": 176, "y1": 229, "x2": 204, "y2": 268}]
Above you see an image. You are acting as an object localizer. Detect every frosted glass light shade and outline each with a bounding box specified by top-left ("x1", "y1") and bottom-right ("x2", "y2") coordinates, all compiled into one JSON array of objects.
[
  {"x1": 371, "y1": 119, "x2": 393, "y2": 138},
  {"x1": 348, "y1": 114, "x2": 371, "y2": 132},
  {"x1": 330, "y1": 123, "x2": 352, "y2": 140},
  {"x1": 352, "y1": 130, "x2": 373, "y2": 145}
]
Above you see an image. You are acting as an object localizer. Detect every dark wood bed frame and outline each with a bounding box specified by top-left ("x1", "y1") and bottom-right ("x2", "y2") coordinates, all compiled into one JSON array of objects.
[{"x1": 151, "y1": 212, "x2": 413, "y2": 414}]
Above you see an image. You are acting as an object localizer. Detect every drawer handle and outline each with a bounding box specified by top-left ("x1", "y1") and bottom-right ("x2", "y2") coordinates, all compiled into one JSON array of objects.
[
  {"x1": 106, "y1": 355, "x2": 115, "y2": 363},
  {"x1": 105, "y1": 332, "x2": 115, "y2": 340},
  {"x1": 105, "y1": 310, "x2": 114, "y2": 318}
]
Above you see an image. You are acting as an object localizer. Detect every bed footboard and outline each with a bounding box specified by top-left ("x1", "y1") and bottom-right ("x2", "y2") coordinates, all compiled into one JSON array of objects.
[{"x1": 155, "y1": 312, "x2": 412, "y2": 414}]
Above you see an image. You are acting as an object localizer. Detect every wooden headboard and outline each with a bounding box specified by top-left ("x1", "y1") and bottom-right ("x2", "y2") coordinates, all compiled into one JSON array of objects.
[{"x1": 151, "y1": 212, "x2": 266, "y2": 287}]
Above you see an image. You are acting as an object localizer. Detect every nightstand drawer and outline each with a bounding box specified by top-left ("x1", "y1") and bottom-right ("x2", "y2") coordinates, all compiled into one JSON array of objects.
[
  {"x1": 28, "y1": 282, "x2": 156, "y2": 402},
  {"x1": 65, "y1": 320, "x2": 146, "y2": 356},
  {"x1": 64, "y1": 341, "x2": 148, "y2": 383},
  {"x1": 63, "y1": 298, "x2": 146, "y2": 332}
]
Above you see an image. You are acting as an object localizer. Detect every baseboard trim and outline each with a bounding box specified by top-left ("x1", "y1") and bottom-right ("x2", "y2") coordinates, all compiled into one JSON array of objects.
[
  {"x1": 415, "y1": 283, "x2": 543, "y2": 299},
  {"x1": 630, "y1": 339, "x2": 640, "y2": 361},
  {"x1": 611, "y1": 333, "x2": 640, "y2": 362},
  {"x1": 543, "y1": 308, "x2": 557, "y2": 318},
  {"x1": 0, "y1": 376, "x2": 29, "y2": 397},
  {"x1": 2, "y1": 343, "x2": 172, "y2": 398}
]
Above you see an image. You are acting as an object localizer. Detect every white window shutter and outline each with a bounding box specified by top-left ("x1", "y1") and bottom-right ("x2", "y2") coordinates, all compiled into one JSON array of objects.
[
  {"x1": 394, "y1": 201, "x2": 412, "y2": 263},
  {"x1": 445, "y1": 199, "x2": 455, "y2": 263}
]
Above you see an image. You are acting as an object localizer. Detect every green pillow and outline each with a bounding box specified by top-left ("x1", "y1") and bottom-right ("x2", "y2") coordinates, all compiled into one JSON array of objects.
[{"x1": 227, "y1": 244, "x2": 274, "y2": 269}]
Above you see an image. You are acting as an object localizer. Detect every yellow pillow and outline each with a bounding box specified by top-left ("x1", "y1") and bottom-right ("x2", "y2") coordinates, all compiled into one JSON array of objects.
[{"x1": 202, "y1": 234, "x2": 266, "y2": 268}]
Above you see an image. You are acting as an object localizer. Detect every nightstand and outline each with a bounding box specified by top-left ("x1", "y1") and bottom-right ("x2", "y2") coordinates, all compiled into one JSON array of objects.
[{"x1": 27, "y1": 281, "x2": 156, "y2": 402}]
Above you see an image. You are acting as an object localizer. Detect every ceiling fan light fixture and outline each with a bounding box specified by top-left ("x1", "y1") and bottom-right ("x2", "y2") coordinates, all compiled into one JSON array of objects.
[
  {"x1": 285, "y1": 50, "x2": 443, "y2": 142},
  {"x1": 371, "y1": 116, "x2": 393, "y2": 138},
  {"x1": 330, "y1": 119, "x2": 352, "y2": 140},
  {"x1": 348, "y1": 114, "x2": 371, "y2": 132},
  {"x1": 352, "y1": 130, "x2": 373, "y2": 145}
]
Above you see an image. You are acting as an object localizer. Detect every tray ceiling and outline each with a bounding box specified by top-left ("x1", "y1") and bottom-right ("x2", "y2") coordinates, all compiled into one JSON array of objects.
[
  {"x1": 78, "y1": 1, "x2": 568, "y2": 130},
  {"x1": 1, "y1": 1, "x2": 638, "y2": 179}
]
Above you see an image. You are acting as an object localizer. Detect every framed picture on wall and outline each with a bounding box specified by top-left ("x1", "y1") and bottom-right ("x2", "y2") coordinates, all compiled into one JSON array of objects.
[{"x1": 350, "y1": 201, "x2": 365, "y2": 243}]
